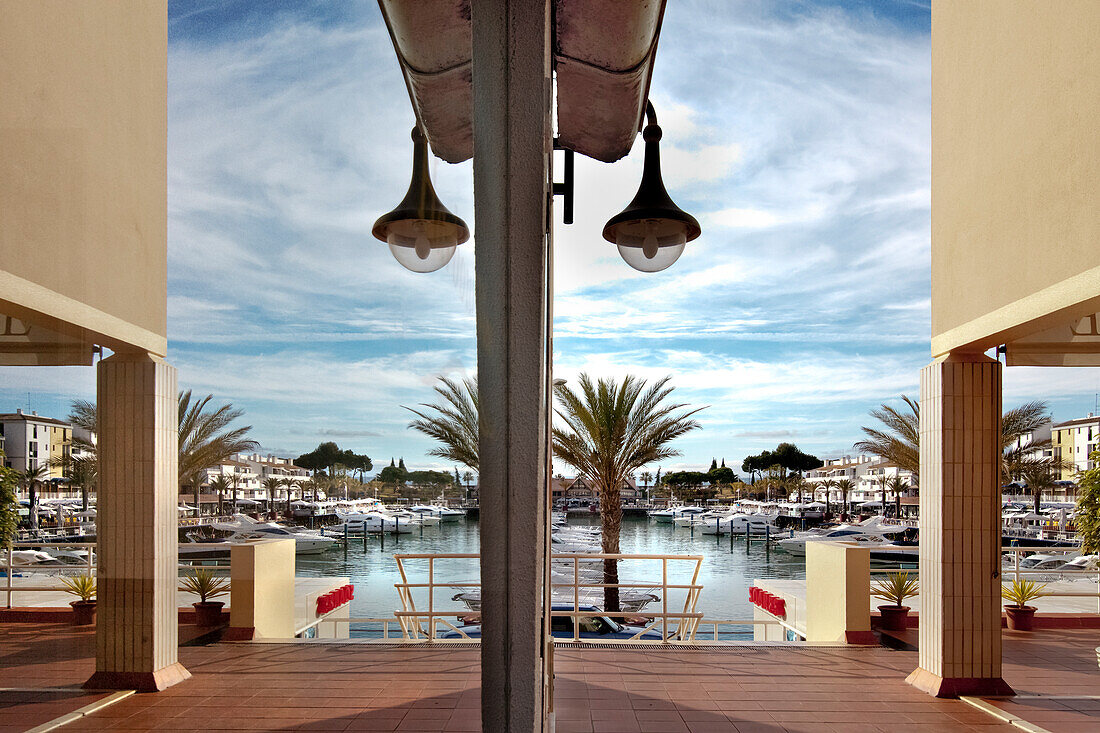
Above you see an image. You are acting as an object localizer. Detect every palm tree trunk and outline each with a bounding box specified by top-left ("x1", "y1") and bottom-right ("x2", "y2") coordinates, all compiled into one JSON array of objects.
[
  {"x1": 28, "y1": 483, "x2": 38, "y2": 530},
  {"x1": 895, "y1": 491, "x2": 901, "y2": 520},
  {"x1": 1033, "y1": 486, "x2": 1041, "y2": 516},
  {"x1": 193, "y1": 480, "x2": 201, "y2": 517},
  {"x1": 600, "y1": 479, "x2": 622, "y2": 613},
  {"x1": 218, "y1": 486, "x2": 224, "y2": 516},
  {"x1": 81, "y1": 483, "x2": 89, "y2": 513}
]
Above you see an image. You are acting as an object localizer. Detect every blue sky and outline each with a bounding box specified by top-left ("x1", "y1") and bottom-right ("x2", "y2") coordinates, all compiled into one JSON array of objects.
[{"x1": 5, "y1": 0, "x2": 1100, "y2": 476}]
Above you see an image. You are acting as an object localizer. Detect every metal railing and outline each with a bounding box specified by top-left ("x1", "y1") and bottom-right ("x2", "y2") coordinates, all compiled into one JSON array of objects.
[
  {"x1": 378, "y1": 552, "x2": 716, "y2": 644},
  {"x1": 3, "y1": 541, "x2": 96, "y2": 608},
  {"x1": 3, "y1": 541, "x2": 232, "y2": 608},
  {"x1": 868, "y1": 545, "x2": 1100, "y2": 614}
]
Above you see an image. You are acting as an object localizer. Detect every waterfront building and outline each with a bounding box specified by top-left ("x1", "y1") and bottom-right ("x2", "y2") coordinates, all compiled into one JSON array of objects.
[
  {"x1": 1052, "y1": 414, "x2": 1100, "y2": 479},
  {"x1": 0, "y1": 409, "x2": 72, "y2": 481},
  {"x1": 805, "y1": 455, "x2": 917, "y2": 506}
]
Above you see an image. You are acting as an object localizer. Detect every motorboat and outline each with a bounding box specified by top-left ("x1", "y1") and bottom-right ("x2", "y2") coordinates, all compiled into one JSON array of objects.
[
  {"x1": 409, "y1": 504, "x2": 465, "y2": 522},
  {"x1": 700, "y1": 513, "x2": 781, "y2": 536},
  {"x1": 210, "y1": 514, "x2": 337, "y2": 554},
  {"x1": 778, "y1": 532, "x2": 904, "y2": 557},
  {"x1": 648, "y1": 505, "x2": 705, "y2": 523},
  {"x1": 329, "y1": 511, "x2": 416, "y2": 534},
  {"x1": 673, "y1": 508, "x2": 736, "y2": 527},
  {"x1": 776, "y1": 517, "x2": 908, "y2": 556}
]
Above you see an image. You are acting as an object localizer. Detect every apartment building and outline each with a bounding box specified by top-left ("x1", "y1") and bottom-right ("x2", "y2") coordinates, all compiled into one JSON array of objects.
[
  {"x1": 1051, "y1": 414, "x2": 1100, "y2": 479},
  {"x1": 805, "y1": 455, "x2": 917, "y2": 504},
  {"x1": 0, "y1": 409, "x2": 72, "y2": 478}
]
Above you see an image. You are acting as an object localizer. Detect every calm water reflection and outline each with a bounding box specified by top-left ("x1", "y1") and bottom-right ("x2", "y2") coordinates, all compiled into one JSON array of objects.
[{"x1": 295, "y1": 514, "x2": 807, "y2": 633}]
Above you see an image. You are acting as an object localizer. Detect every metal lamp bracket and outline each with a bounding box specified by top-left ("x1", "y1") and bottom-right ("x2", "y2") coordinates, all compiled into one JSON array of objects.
[{"x1": 552, "y1": 139, "x2": 574, "y2": 225}]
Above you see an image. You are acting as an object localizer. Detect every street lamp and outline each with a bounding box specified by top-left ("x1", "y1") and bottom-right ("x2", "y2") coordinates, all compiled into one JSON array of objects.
[
  {"x1": 372, "y1": 126, "x2": 470, "y2": 273},
  {"x1": 603, "y1": 101, "x2": 701, "y2": 272}
]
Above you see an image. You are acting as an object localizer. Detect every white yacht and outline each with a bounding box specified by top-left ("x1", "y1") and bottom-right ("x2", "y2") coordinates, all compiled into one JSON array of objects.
[
  {"x1": 410, "y1": 504, "x2": 465, "y2": 522},
  {"x1": 776, "y1": 517, "x2": 907, "y2": 556},
  {"x1": 648, "y1": 505, "x2": 706, "y2": 523},
  {"x1": 331, "y1": 510, "x2": 416, "y2": 534},
  {"x1": 210, "y1": 514, "x2": 337, "y2": 554},
  {"x1": 700, "y1": 513, "x2": 781, "y2": 536}
]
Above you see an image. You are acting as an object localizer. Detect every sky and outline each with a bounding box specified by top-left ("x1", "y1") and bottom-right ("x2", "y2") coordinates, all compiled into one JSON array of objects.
[{"x1": 5, "y1": 0, "x2": 1100, "y2": 477}]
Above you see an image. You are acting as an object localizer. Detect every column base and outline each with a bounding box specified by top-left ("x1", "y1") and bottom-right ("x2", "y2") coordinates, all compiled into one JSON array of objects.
[
  {"x1": 906, "y1": 667, "x2": 1015, "y2": 698},
  {"x1": 85, "y1": 663, "x2": 191, "y2": 692}
]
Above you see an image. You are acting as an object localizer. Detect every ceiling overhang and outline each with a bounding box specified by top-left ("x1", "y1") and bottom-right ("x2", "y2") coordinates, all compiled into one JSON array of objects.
[{"x1": 377, "y1": 0, "x2": 666, "y2": 164}]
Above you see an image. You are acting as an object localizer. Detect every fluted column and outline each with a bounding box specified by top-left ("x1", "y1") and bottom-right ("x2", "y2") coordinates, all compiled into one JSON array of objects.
[
  {"x1": 86, "y1": 351, "x2": 190, "y2": 692},
  {"x1": 906, "y1": 353, "x2": 1012, "y2": 698}
]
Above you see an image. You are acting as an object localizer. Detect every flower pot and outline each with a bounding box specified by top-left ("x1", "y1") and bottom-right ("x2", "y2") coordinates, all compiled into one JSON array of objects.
[
  {"x1": 71, "y1": 600, "x2": 97, "y2": 626},
  {"x1": 193, "y1": 601, "x2": 226, "y2": 627},
  {"x1": 877, "y1": 605, "x2": 910, "y2": 631},
  {"x1": 1004, "y1": 605, "x2": 1036, "y2": 631}
]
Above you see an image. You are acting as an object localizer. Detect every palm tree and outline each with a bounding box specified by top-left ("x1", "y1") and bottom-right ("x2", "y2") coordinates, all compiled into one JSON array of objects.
[
  {"x1": 404, "y1": 377, "x2": 479, "y2": 471},
  {"x1": 857, "y1": 397, "x2": 1055, "y2": 484},
  {"x1": 19, "y1": 464, "x2": 49, "y2": 530},
  {"x1": 64, "y1": 393, "x2": 257, "y2": 508},
  {"x1": 178, "y1": 390, "x2": 258, "y2": 491},
  {"x1": 1021, "y1": 463, "x2": 1062, "y2": 515},
  {"x1": 835, "y1": 478, "x2": 855, "y2": 517},
  {"x1": 209, "y1": 475, "x2": 230, "y2": 516},
  {"x1": 281, "y1": 477, "x2": 298, "y2": 515},
  {"x1": 820, "y1": 479, "x2": 836, "y2": 514},
  {"x1": 885, "y1": 475, "x2": 909, "y2": 519},
  {"x1": 227, "y1": 470, "x2": 246, "y2": 512},
  {"x1": 854, "y1": 397, "x2": 920, "y2": 477},
  {"x1": 263, "y1": 477, "x2": 281, "y2": 516},
  {"x1": 552, "y1": 374, "x2": 703, "y2": 612}
]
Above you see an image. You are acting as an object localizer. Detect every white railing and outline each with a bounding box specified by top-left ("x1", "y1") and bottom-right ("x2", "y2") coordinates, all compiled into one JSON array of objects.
[
  {"x1": 3, "y1": 541, "x2": 232, "y2": 608},
  {"x1": 3, "y1": 541, "x2": 96, "y2": 608},
  {"x1": 869, "y1": 545, "x2": 1099, "y2": 614},
  {"x1": 309, "y1": 551, "x2": 754, "y2": 644}
]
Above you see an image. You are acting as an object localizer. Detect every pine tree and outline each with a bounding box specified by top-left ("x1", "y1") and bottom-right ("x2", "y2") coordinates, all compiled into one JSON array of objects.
[{"x1": 709, "y1": 458, "x2": 718, "y2": 472}]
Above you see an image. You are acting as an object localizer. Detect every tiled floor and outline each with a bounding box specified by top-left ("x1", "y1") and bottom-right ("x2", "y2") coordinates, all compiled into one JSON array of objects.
[{"x1": 0, "y1": 624, "x2": 1095, "y2": 732}]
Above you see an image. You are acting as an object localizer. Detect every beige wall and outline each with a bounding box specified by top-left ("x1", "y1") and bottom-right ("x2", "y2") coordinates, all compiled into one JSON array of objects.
[
  {"x1": 805, "y1": 542, "x2": 872, "y2": 643},
  {"x1": 931, "y1": 1, "x2": 1100, "y2": 356},
  {"x1": 0, "y1": 1, "x2": 168, "y2": 356}
]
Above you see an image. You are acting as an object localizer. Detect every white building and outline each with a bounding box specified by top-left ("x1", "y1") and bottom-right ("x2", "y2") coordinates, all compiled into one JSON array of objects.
[
  {"x1": 0, "y1": 409, "x2": 72, "y2": 479},
  {"x1": 804, "y1": 455, "x2": 917, "y2": 506},
  {"x1": 193, "y1": 453, "x2": 311, "y2": 507}
]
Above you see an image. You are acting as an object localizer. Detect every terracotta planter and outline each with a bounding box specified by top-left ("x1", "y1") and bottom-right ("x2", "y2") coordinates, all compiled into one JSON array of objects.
[
  {"x1": 1004, "y1": 605, "x2": 1036, "y2": 631},
  {"x1": 193, "y1": 601, "x2": 226, "y2": 627},
  {"x1": 877, "y1": 604, "x2": 910, "y2": 631},
  {"x1": 71, "y1": 600, "x2": 97, "y2": 626}
]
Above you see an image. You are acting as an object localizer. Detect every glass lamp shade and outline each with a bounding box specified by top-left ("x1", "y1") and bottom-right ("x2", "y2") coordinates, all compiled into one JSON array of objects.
[
  {"x1": 603, "y1": 109, "x2": 700, "y2": 273},
  {"x1": 385, "y1": 220, "x2": 458, "y2": 273},
  {"x1": 613, "y1": 218, "x2": 688, "y2": 272},
  {"x1": 372, "y1": 127, "x2": 469, "y2": 273}
]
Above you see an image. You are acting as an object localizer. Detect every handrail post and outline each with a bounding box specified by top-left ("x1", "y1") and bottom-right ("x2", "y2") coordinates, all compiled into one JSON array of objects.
[{"x1": 5, "y1": 542, "x2": 12, "y2": 609}]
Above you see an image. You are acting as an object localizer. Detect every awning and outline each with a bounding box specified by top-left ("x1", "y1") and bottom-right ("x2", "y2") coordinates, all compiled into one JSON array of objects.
[{"x1": 378, "y1": 0, "x2": 667, "y2": 164}]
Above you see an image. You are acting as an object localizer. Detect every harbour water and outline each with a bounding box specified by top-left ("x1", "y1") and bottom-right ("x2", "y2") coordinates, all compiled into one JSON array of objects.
[{"x1": 295, "y1": 514, "x2": 810, "y2": 636}]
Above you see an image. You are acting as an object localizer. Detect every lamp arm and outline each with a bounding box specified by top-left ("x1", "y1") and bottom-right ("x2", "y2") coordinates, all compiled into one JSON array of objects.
[{"x1": 644, "y1": 100, "x2": 658, "y2": 128}]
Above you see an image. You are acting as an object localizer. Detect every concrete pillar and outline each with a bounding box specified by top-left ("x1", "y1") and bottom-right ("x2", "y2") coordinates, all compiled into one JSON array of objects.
[
  {"x1": 471, "y1": 0, "x2": 552, "y2": 730},
  {"x1": 906, "y1": 353, "x2": 1013, "y2": 698},
  {"x1": 805, "y1": 542, "x2": 875, "y2": 644},
  {"x1": 86, "y1": 351, "x2": 189, "y2": 692},
  {"x1": 226, "y1": 539, "x2": 296, "y2": 640}
]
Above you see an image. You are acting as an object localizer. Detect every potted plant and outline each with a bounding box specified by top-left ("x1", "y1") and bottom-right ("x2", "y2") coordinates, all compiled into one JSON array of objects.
[
  {"x1": 871, "y1": 571, "x2": 918, "y2": 631},
  {"x1": 60, "y1": 574, "x2": 97, "y2": 625},
  {"x1": 179, "y1": 568, "x2": 230, "y2": 627},
  {"x1": 1002, "y1": 578, "x2": 1046, "y2": 631}
]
